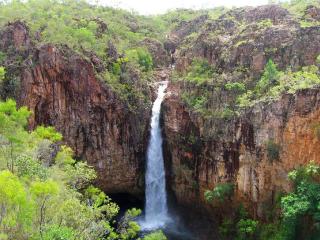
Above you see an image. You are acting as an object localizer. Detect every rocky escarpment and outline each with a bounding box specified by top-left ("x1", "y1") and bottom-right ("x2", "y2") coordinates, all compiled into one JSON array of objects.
[
  {"x1": 163, "y1": 84, "x2": 320, "y2": 217},
  {"x1": 0, "y1": 21, "x2": 152, "y2": 195},
  {"x1": 169, "y1": 5, "x2": 320, "y2": 76},
  {"x1": 1, "y1": 3, "x2": 319, "y2": 225},
  {"x1": 162, "y1": 4, "x2": 320, "y2": 218}
]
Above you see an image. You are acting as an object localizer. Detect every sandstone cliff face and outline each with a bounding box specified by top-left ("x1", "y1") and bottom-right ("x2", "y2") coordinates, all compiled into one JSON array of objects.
[
  {"x1": 162, "y1": 4, "x2": 320, "y2": 217},
  {"x1": 163, "y1": 83, "x2": 320, "y2": 217},
  {"x1": 0, "y1": 21, "x2": 151, "y2": 195},
  {"x1": 1, "y1": 5, "x2": 320, "y2": 223}
]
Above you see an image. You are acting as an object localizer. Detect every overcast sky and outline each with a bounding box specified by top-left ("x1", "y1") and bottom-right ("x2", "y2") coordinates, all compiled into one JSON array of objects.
[{"x1": 98, "y1": 0, "x2": 274, "y2": 15}]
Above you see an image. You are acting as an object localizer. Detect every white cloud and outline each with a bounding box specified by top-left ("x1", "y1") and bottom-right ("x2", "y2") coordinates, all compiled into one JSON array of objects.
[{"x1": 97, "y1": 0, "x2": 270, "y2": 15}]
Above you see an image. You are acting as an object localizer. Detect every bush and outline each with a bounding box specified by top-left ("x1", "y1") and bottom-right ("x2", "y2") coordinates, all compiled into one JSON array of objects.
[
  {"x1": 219, "y1": 218, "x2": 235, "y2": 238},
  {"x1": 42, "y1": 225, "x2": 76, "y2": 240},
  {"x1": 257, "y1": 19, "x2": 273, "y2": 28},
  {"x1": 266, "y1": 140, "x2": 281, "y2": 162},
  {"x1": 185, "y1": 58, "x2": 215, "y2": 85},
  {"x1": 279, "y1": 161, "x2": 320, "y2": 239},
  {"x1": 125, "y1": 48, "x2": 153, "y2": 71},
  {"x1": 205, "y1": 183, "x2": 234, "y2": 202},
  {"x1": 256, "y1": 59, "x2": 280, "y2": 95},
  {"x1": 225, "y1": 82, "x2": 246, "y2": 93},
  {"x1": 236, "y1": 219, "x2": 258, "y2": 240},
  {"x1": 143, "y1": 230, "x2": 167, "y2": 240},
  {"x1": 181, "y1": 92, "x2": 208, "y2": 113}
]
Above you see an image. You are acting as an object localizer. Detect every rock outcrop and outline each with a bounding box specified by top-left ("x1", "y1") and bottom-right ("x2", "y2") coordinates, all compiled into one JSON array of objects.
[
  {"x1": 0, "y1": 21, "x2": 151, "y2": 195},
  {"x1": 163, "y1": 84, "x2": 320, "y2": 217},
  {"x1": 1, "y1": 4, "x2": 320, "y2": 224},
  {"x1": 162, "y1": 4, "x2": 320, "y2": 218},
  {"x1": 140, "y1": 38, "x2": 169, "y2": 67},
  {"x1": 172, "y1": 5, "x2": 320, "y2": 77}
]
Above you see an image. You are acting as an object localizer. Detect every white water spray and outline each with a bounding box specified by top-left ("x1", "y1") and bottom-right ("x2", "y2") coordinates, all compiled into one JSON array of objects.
[{"x1": 142, "y1": 81, "x2": 169, "y2": 230}]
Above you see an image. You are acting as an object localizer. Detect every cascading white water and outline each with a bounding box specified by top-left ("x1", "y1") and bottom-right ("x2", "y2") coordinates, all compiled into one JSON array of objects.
[{"x1": 142, "y1": 81, "x2": 169, "y2": 230}]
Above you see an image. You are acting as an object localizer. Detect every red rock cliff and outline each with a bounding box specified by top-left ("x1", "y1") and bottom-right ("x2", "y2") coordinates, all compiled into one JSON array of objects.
[{"x1": 0, "y1": 21, "x2": 151, "y2": 195}]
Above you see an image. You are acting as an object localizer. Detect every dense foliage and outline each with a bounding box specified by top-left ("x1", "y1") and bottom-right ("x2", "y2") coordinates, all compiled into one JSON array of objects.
[
  {"x1": 0, "y1": 99, "x2": 166, "y2": 240},
  {"x1": 205, "y1": 161, "x2": 320, "y2": 240}
]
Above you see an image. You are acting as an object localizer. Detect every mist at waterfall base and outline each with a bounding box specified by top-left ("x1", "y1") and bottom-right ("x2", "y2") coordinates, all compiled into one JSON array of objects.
[{"x1": 137, "y1": 82, "x2": 194, "y2": 240}]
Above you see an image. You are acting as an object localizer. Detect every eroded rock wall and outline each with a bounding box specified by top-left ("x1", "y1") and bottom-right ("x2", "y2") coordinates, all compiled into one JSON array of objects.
[
  {"x1": 162, "y1": 4, "x2": 320, "y2": 217},
  {"x1": 163, "y1": 84, "x2": 320, "y2": 216},
  {"x1": 0, "y1": 21, "x2": 151, "y2": 195}
]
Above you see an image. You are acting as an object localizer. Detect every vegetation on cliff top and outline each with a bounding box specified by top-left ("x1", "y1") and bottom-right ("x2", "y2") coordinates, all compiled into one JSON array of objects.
[
  {"x1": 170, "y1": 0, "x2": 320, "y2": 126},
  {"x1": 0, "y1": 0, "x2": 320, "y2": 239}
]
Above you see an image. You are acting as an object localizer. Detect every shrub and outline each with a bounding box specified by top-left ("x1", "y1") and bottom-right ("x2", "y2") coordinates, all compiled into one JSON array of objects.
[
  {"x1": 300, "y1": 20, "x2": 320, "y2": 28},
  {"x1": 42, "y1": 225, "x2": 76, "y2": 240},
  {"x1": 143, "y1": 230, "x2": 167, "y2": 240},
  {"x1": 125, "y1": 48, "x2": 153, "y2": 71},
  {"x1": 256, "y1": 59, "x2": 280, "y2": 95},
  {"x1": 221, "y1": 107, "x2": 236, "y2": 120},
  {"x1": 219, "y1": 218, "x2": 235, "y2": 238},
  {"x1": 185, "y1": 58, "x2": 215, "y2": 85},
  {"x1": 266, "y1": 140, "x2": 281, "y2": 162},
  {"x1": 257, "y1": 19, "x2": 273, "y2": 28},
  {"x1": 225, "y1": 82, "x2": 246, "y2": 93},
  {"x1": 205, "y1": 182, "x2": 234, "y2": 202},
  {"x1": 279, "y1": 161, "x2": 320, "y2": 239},
  {"x1": 0, "y1": 52, "x2": 6, "y2": 62},
  {"x1": 181, "y1": 92, "x2": 208, "y2": 113},
  {"x1": 236, "y1": 219, "x2": 258, "y2": 240},
  {"x1": 111, "y1": 62, "x2": 122, "y2": 75}
]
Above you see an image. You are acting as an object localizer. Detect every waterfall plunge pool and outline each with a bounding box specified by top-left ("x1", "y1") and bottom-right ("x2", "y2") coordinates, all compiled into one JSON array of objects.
[{"x1": 109, "y1": 82, "x2": 215, "y2": 240}]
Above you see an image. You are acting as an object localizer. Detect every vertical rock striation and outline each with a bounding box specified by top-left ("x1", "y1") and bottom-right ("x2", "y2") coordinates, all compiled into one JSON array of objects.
[
  {"x1": 0, "y1": 21, "x2": 151, "y2": 195},
  {"x1": 163, "y1": 84, "x2": 320, "y2": 217}
]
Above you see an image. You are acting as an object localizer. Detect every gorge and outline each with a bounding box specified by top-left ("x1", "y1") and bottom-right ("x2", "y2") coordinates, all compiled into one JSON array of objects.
[{"x1": 0, "y1": 0, "x2": 320, "y2": 239}]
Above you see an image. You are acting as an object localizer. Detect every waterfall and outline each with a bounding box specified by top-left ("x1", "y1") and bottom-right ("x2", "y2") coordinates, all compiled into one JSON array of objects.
[{"x1": 142, "y1": 81, "x2": 169, "y2": 230}]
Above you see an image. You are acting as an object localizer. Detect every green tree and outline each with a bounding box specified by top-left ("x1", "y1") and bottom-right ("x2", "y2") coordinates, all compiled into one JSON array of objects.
[
  {"x1": 117, "y1": 208, "x2": 142, "y2": 240},
  {"x1": 125, "y1": 48, "x2": 153, "y2": 71},
  {"x1": 205, "y1": 183, "x2": 234, "y2": 202},
  {"x1": 280, "y1": 161, "x2": 320, "y2": 239},
  {"x1": 30, "y1": 180, "x2": 59, "y2": 238},
  {"x1": 256, "y1": 60, "x2": 280, "y2": 95},
  {"x1": 15, "y1": 154, "x2": 47, "y2": 180},
  {"x1": 0, "y1": 99, "x2": 30, "y2": 172},
  {"x1": 84, "y1": 186, "x2": 119, "y2": 220},
  {"x1": 42, "y1": 225, "x2": 76, "y2": 240},
  {"x1": 33, "y1": 126, "x2": 63, "y2": 142},
  {"x1": 0, "y1": 170, "x2": 33, "y2": 239},
  {"x1": 0, "y1": 99, "x2": 144, "y2": 240}
]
